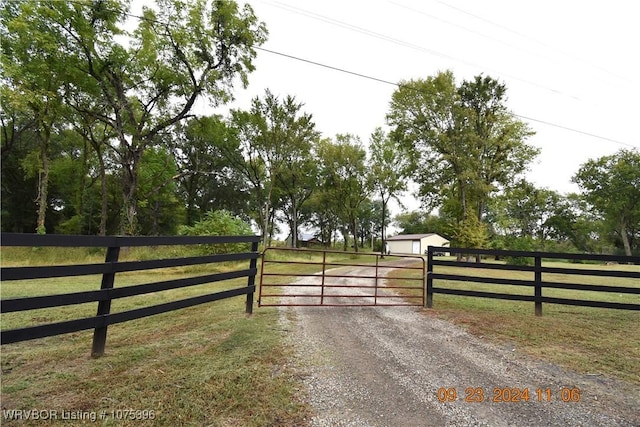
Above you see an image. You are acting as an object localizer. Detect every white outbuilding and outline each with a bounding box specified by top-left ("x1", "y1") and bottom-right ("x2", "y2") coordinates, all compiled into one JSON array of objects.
[{"x1": 385, "y1": 233, "x2": 450, "y2": 255}]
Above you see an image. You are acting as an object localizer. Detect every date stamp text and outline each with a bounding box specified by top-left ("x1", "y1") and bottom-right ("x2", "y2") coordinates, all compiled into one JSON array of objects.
[{"x1": 437, "y1": 387, "x2": 581, "y2": 403}]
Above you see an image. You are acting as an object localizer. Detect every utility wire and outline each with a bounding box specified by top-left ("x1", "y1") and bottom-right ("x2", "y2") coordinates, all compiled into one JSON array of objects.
[
  {"x1": 427, "y1": 0, "x2": 632, "y2": 85},
  {"x1": 260, "y1": 0, "x2": 582, "y2": 101},
  {"x1": 256, "y1": 47, "x2": 637, "y2": 149},
  {"x1": 514, "y1": 115, "x2": 636, "y2": 147},
  {"x1": 388, "y1": 0, "x2": 628, "y2": 93},
  {"x1": 60, "y1": 0, "x2": 638, "y2": 149},
  {"x1": 388, "y1": 0, "x2": 555, "y2": 67},
  {"x1": 257, "y1": 47, "x2": 399, "y2": 88}
]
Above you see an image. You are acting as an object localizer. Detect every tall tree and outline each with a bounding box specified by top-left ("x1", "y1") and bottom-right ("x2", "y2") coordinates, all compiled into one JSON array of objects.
[
  {"x1": 394, "y1": 210, "x2": 451, "y2": 237},
  {"x1": 66, "y1": 115, "x2": 114, "y2": 235},
  {"x1": 276, "y1": 154, "x2": 319, "y2": 247},
  {"x1": 173, "y1": 116, "x2": 249, "y2": 226},
  {"x1": 490, "y1": 180, "x2": 562, "y2": 240},
  {"x1": 3, "y1": 0, "x2": 267, "y2": 235},
  {"x1": 1, "y1": 0, "x2": 70, "y2": 233},
  {"x1": 572, "y1": 149, "x2": 640, "y2": 256},
  {"x1": 303, "y1": 190, "x2": 340, "y2": 248},
  {"x1": 0, "y1": 116, "x2": 39, "y2": 232},
  {"x1": 356, "y1": 199, "x2": 385, "y2": 249},
  {"x1": 368, "y1": 127, "x2": 408, "y2": 254},
  {"x1": 387, "y1": 71, "x2": 537, "y2": 249},
  {"x1": 318, "y1": 135, "x2": 370, "y2": 252},
  {"x1": 229, "y1": 90, "x2": 318, "y2": 246},
  {"x1": 136, "y1": 146, "x2": 184, "y2": 235}
]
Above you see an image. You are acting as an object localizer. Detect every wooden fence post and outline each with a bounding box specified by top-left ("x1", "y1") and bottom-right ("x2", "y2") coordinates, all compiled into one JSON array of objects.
[
  {"x1": 245, "y1": 241, "x2": 259, "y2": 314},
  {"x1": 426, "y1": 246, "x2": 433, "y2": 308},
  {"x1": 534, "y1": 255, "x2": 542, "y2": 316},
  {"x1": 91, "y1": 245, "x2": 120, "y2": 358}
]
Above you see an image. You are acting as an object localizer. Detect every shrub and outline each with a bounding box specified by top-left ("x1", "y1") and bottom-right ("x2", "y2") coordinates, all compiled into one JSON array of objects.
[
  {"x1": 178, "y1": 210, "x2": 255, "y2": 255},
  {"x1": 503, "y1": 236, "x2": 535, "y2": 266}
]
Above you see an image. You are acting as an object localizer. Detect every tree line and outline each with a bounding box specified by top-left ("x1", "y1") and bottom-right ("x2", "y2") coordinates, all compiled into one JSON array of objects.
[{"x1": 2, "y1": 0, "x2": 639, "y2": 256}]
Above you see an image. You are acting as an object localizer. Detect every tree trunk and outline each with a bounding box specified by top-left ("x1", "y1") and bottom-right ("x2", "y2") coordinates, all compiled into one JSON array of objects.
[
  {"x1": 342, "y1": 226, "x2": 348, "y2": 251},
  {"x1": 263, "y1": 178, "x2": 276, "y2": 246},
  {"x1": 98, "y1": 154, "x2": 108, "y2": 236},
  {"x1": 85, "y1": 134, "x2": 108, "y2": 235},
  {"x1": 268, "y1": 208, "x2": 276, "y2": 247},
  {"x1": 120, "y1": 143, "x2": 142, "y2": 236},
  {"x1": 457, "y1": 183, "x2": 467, "y2": 262},
  {"x1": 620, "y1": 217, "x2": 632, "y2": 257},
  {"x1": 476, "y1": 200, "x2": 484, "y2": 263},
  {"x1": 121, "y1": 164, "x2": 138, "y2": 235},
  {"x1": 292, "y1": 201, "x2": 298, "y2": 248},
  {"x1": 36, "y1": 128, "x2": 50, "y2": 234},
  {"x1": 352, "y1": 218, "x2": 359, "y2": 252}
]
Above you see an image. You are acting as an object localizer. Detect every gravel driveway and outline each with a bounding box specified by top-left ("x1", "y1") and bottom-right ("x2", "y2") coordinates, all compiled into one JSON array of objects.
[{"x1": 278, "y1": 264, "x2": 640, "y2": 427}]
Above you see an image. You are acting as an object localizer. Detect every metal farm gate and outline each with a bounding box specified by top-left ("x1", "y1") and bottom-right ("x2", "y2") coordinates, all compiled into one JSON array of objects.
[{"x1": 258, "y1": 248, "x2": 426, "y2": 307}]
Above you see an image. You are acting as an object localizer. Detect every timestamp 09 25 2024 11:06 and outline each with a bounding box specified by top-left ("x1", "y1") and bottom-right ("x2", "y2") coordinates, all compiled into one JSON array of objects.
[{"x1": 437, "y1": 387, "x2": 581, "y2": 403}]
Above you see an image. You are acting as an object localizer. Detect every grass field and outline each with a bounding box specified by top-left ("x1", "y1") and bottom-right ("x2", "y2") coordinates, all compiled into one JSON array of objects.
[
  {"x1": 1, "y1": 248, "x2": 639, "y2": 426},
  {"x1": 1, "y1": 247, "x2": 312, "y2": 426}
]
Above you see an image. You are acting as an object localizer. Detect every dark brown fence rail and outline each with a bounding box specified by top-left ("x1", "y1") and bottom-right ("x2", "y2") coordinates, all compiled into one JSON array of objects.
[
  {"x1": 0, "y1": 233, "x2": 260, "y2": 357},
  {"x1": 426, "y1": 246, "x2": 640, "y2": 315}
]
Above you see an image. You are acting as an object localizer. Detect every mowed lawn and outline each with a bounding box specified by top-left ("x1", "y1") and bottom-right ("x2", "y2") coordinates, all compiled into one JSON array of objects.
[{"x1": 390, "y1": 258, "x2": 640, "y2": 384}]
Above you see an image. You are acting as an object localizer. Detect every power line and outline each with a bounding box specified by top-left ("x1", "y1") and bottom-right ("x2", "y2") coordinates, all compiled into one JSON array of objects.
[
  {"x1": 388, "y1": 0, "x2": 628, "y2": 93},
  {"x1": 60, "y1": 0, "x2": 638, "y2": 149},
  {"x1": 256, "y1": 47, "x2": 637, "y2": 149},
  {"x1": 388, "y1": 0, "x2": 551, "y2": 65},
  {"x1": 259, "y1": 0, "x2": 583, "y2": 101},
  {"x1": 257, "y1": 47, "x2": 399, "y2": 88},
  {"x1": 426, "y1": 0, "x2": 632, "y2": 85},
  {"x1": 514, "y1": 115, "x2": 637, "y2": 148}
]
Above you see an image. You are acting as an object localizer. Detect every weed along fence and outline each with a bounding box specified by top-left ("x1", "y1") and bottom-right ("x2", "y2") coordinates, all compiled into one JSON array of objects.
[
  {"x1": 426, "y1": 246, "x2": 640, "y2": 315},
  {"x1": 0, "y1": 233, "x2": 260, "y2": 357}
]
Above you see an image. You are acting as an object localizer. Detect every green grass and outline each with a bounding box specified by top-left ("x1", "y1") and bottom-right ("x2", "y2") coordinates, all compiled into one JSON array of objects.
[
  {"x1": 1, "y1": 248, "x2": 312, "y2": 426},
  {"x1": 389, "y1": 258, "x2": 640, "y2": 384},
  {"x1": 2, "y1": 301, "x2": 311, "y2": 426}
]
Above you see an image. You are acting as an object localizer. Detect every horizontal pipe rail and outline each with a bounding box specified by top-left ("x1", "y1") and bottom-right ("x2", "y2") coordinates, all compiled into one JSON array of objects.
[{"x1": 259, "y1": 248, "x2": 426, "y2": 307}]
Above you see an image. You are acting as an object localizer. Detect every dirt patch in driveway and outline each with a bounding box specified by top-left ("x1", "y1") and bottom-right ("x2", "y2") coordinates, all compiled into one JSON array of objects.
[{"x1": 279, "y1": 265, "x2": 640, "y2": 427}]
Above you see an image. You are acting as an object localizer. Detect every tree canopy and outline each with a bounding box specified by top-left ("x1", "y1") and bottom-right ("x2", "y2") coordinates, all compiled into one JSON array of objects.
[
  {"x1": 1, "y1": 8, "x2": 635, "y2": 259},
  {"x1": 572, "y1": 149, "x2": 640, "y2": 256},
  {"x1": 2, "y1": 0, "x2": 267, "y2": 234},
  {"x1": 387, "y1": 71, "x2": 538, "y2": 247}
]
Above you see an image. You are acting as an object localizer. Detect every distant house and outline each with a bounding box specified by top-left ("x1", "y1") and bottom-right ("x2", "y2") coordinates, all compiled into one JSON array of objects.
[
  {"x1": 287, "y1": 232, "x2": 322, "y2": 248},
  {"x1": 386, "y1": 233, "x2": 450, "y2": 255}
]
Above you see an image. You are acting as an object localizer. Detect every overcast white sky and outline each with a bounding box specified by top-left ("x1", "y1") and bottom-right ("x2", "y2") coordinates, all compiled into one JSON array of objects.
[{"x1": 196, "y1": 0, "x2": 639, "y2": 216}]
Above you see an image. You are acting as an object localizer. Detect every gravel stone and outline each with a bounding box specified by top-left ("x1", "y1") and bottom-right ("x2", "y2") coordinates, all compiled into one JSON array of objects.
[{"x1": 278, "y1": 264, "x2": 640, "y2": 426}]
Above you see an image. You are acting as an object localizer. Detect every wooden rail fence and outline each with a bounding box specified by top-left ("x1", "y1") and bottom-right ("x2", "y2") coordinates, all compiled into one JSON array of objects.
[
  {"x1": 0, "y1": 233, "x2": 260, "y2": 357},
  {"x1": 426, "y1": 246, "x2": 640, "y2": 315}
]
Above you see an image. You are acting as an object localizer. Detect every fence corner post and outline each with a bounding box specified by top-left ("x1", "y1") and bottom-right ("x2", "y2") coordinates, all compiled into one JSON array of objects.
[
  {"x1": 534, "y1": 255, "x2": 542, "y2": 317},
  {"x1": 91, "y1": 245, "x2": 120, "y2": 358},
  {"x1": 245, "y1": 240, "x2": 259, "y2": 315},
  {"x1": 426, "y1": 246, "x2": 433, "y2": 308}
]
